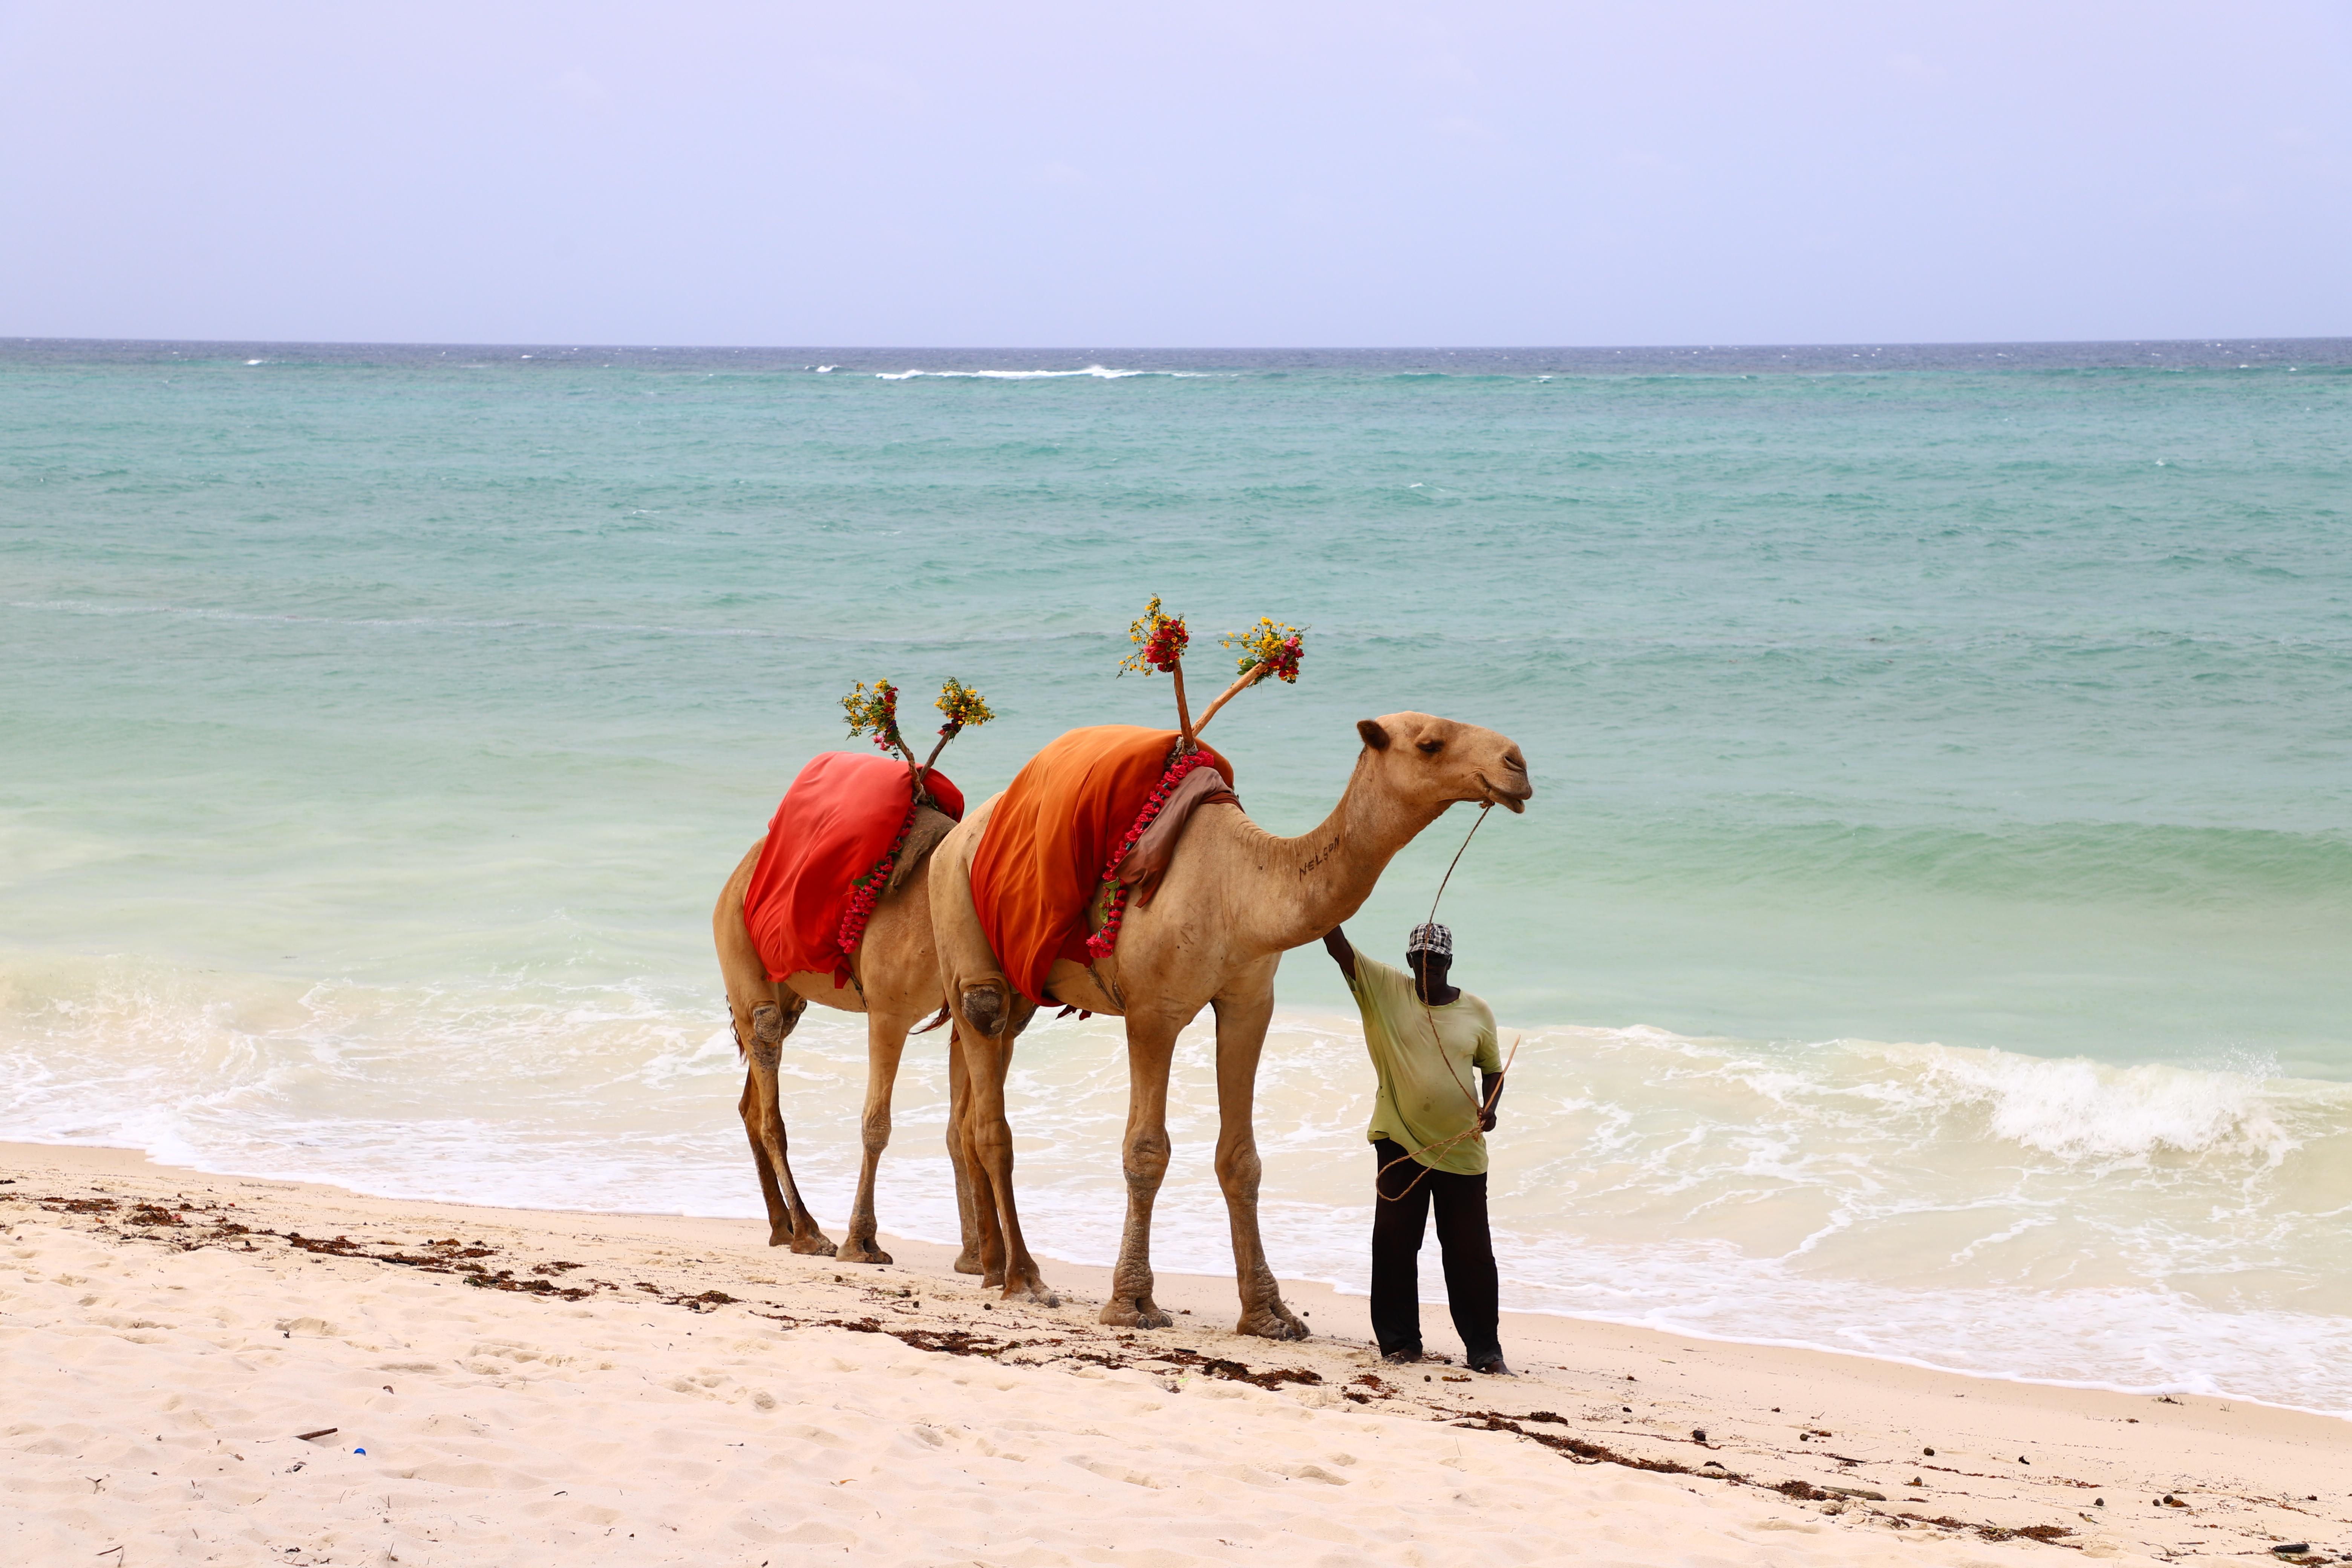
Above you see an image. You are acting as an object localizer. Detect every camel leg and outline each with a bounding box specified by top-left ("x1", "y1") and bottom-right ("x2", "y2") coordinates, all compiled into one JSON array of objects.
[
  {"x1": 1211, "y1": 988, "x2": 1308, "y2": 1341},
  {"x1": 952, "y1": 1027, "x2": 1010, "y2": 1287},
  {"x1": 946, "y1": 1031, "x2": 985, "y2": 1276},
  {"x1": 741, "y1": 997, "x2": 837, "y2": 1256},
  {"x1": 954, "y1": 989, "x2": 1057, "y2": 1305},
  {"x1": 737, "y1": 1064, "x2": 791, "y2": 1239},
  {"x1": 927, "y1": 799, "x2": 1040, "y2": 1295},
  {"x1": 1098, "y1": 1015, "x2": 1182, "y2": 1330},
  {"x1": 836, "y1": 1011, "x2": 911, "y2": 1266},
  {"x1": 717, "y1": 841, "x2": 833, "y2": 1253}
]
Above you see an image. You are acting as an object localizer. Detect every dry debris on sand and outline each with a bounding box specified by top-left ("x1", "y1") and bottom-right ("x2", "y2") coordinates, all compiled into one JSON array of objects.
[{"x1": 4, "y1": 1144, "x2": 2346, "y2": 1565}]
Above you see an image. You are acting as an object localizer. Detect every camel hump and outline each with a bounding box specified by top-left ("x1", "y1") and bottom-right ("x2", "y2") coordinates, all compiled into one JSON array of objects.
[
  {"x1": 886, "y1": 804, "x2": 959, "y2": 896},
  {"x1": 1119, "y1": 762, "x2": 1240, "y2": 903}
]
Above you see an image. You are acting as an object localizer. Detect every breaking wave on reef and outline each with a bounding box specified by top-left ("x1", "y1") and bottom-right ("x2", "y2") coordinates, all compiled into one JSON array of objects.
[{"x1": 873, "y1": 365, "x2": 1217, "y2": 380}]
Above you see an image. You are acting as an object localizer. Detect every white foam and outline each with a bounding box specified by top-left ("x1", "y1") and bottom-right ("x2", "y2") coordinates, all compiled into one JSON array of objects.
[
  {"x1": 1917, "y1": 1047, "x2": 2292, "y2": 1162},
  {"x1": 7, "y1": 954, "x2": 2350, "y2": 1413}
]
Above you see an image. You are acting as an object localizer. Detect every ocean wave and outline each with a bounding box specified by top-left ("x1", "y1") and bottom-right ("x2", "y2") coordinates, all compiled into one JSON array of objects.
[
  {"x1": 0, "y1": 598, "x2": 1107, "y2": 650},
  {"x1": 1554, "y1": 818, "x2": 2352, "y2": 908},
  {"x1": 1911, "y1": 1047, "x2": 2294, "y2": 1162},
  {"x1": 874, "y1": 366, "x2": 1217, "y2": 381}
]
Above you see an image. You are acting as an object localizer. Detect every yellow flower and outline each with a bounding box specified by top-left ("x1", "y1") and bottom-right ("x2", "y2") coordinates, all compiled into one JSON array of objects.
[{"x1": 935, "y1": 677, "x2": 995, "y2": 732}]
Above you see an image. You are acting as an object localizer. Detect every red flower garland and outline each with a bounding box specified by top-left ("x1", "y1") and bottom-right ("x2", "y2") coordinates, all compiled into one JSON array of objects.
[
  {"x1": 837, "y1": 796, "x2": 919, "y2": 959},
  {"x1": 1084, "y1": 749, "x2": 1219, "y2": 963}
]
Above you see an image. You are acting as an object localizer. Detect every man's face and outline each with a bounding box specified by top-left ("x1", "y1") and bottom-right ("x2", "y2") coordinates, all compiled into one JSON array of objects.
[{"x1": 1410, "y1": 949, "x2": 1450, "y2": 989}]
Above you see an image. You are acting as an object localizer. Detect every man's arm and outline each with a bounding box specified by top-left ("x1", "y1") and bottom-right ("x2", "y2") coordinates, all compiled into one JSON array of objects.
[
  {"x1": 1475, "y1": 1011, "x2": 1504, "y2": 1130},
  {"x1": 1321, "y1": 924, "x2": 1357, "y2": 981},
  {"x1": 1478, "y1": 1071, "x2": 1505, "y2": 1132}
]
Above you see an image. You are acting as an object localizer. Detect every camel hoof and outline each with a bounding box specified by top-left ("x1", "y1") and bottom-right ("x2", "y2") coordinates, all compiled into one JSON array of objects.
[
  {"x1": 790, "y1": 1232, "x2": 839, "y2": 1257},
  {"x1": 836, "y1": 1240, "x2": 893, "y2": 1266},
  {"x1": 1098, "y1": 1296, "x2": 1173, "y2": 1331},
  {"x1": 1236, "y1": 1304, "x2": 1311, "y2": 1342},
  {"x1": 951, "y1": 1250, "x2": 985, "y2": 1276},
  {"x1": 1003, "y1": 1277, "x2": 1060, "y2": 1309},
  {"x1": 982, "y1": 1269, "x2": 1006, "y2": 1289}
]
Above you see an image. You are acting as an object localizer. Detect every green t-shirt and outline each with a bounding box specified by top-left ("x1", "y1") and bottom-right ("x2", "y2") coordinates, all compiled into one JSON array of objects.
[{"x1": 1347, "y1": 955, "x2": 1503, "y2": 1176}]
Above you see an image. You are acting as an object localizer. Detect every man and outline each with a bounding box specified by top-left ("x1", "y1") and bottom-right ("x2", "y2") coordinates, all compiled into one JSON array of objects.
[{"x1": 1321, "y1": 920, "x2": 1508, "y2": 1374}]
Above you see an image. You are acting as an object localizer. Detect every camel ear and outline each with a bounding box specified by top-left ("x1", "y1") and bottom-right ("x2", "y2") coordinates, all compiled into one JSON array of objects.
[{"x1": 1357, "y1": 718, "x2": 1391, "y2": 752}]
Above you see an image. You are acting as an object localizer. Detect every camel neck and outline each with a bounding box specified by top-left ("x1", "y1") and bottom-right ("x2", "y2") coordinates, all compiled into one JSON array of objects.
[{"x1": 1233, "y1": 753, "x2": 1451, "y2": 955}]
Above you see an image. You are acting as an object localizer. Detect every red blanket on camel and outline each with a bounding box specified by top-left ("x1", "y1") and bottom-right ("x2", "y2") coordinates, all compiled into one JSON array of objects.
[
  {"x1": 968, "y1": 726, "x2": 1234, "y2": 1005},
  {"x1": 742, "y1": 752, "x2": 965, "y2": 989}
]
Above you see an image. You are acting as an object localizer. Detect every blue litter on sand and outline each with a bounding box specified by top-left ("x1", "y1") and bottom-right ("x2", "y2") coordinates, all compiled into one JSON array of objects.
[{"x1": 354, "y1": 1448, "x2": 366, "y2": 1456}]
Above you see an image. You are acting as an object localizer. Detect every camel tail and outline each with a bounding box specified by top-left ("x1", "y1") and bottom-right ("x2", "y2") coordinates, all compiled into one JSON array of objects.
[{"x1": 913, "y1": 1003, "x2": 952, "y2": 1035}]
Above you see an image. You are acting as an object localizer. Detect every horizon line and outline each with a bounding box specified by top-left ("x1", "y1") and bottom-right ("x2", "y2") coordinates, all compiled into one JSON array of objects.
[{"x1": 8, "y1": 333, "x2": 2349, "y2": 355}]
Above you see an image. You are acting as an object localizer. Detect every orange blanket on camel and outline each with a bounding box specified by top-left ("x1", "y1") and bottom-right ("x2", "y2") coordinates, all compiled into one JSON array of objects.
[
  {"x1": 969, "y1": 726, "x2": 1233, "y2": 1004},
  {"x1": 742, "y1": 752, "x2": 965, "y2": 988}
]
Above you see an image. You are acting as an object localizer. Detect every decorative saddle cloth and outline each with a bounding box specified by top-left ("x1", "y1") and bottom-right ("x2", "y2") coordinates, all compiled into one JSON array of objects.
[
  {"x1": 968, "y1": 726, "x2": 1235, "y2": 1005},
  {"x1": 742, "y1": 752, "x2": 965, "y2": 988}
]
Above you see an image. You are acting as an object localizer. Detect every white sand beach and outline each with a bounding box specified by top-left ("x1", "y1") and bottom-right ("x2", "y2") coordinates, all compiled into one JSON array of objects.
[{"x1": 5, "y1": 1141, "x2": 2345, "y2": 1566}]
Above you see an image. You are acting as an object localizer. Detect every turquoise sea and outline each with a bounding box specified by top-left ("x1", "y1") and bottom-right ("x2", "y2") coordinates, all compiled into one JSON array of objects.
[{"x1": 5, "y1": 338, "x2": 2349, "y2": 1410}]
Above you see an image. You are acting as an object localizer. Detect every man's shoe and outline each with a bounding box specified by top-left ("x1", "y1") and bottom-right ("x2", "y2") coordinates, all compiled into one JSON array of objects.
[
  {"x1": 1381, "y1": 1347, "x2": 1425, "y2": 1364},
  {"x1": 1470, "y1": 1352, "x2": 1512, "y2": 1375}
]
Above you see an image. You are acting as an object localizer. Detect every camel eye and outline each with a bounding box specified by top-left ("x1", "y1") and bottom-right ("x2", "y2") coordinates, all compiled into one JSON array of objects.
[{"x1": 1416, "y1": 738, "x2": 1444, "y2": 755}]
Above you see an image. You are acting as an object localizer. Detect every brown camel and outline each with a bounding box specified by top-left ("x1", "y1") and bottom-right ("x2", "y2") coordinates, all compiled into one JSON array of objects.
[
  {"x1": 714, "y1": 804, "x2": 981, "y2": 1268},
  {"x1": 930, "y1": 711, "x2": 1532, "y2": 1336}
]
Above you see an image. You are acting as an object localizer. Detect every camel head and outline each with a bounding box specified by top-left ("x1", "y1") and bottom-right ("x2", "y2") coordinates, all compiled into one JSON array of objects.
[{"x1": 1354, "y1": 712, "x2": 1533, "y2": 816}]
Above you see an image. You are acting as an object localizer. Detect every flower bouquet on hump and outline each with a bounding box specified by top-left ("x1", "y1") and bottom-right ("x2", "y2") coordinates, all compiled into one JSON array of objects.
[
  {"x1": 1116, "y1": 596, "x2": 1306, "y2": 752},
  {"x1": 1087, "y1": 601, "x2": 1306, "y2": 963},
  {"x1": 841, "y1": 675, "x2": 995, "y2": 806},
  {"x1": 834, "y1": 675, "x2": 995, "y2": 956}
]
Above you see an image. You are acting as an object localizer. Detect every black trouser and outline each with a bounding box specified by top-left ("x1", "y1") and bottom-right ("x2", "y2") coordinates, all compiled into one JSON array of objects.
[{"x1": 1370, "y1": 1137, "x2": 1500, "y2": 1362}]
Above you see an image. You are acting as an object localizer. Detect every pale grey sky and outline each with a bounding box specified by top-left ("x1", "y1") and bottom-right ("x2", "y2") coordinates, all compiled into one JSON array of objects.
[{"x1": 2, "y1": 0, "x2": 2345, "y2": 345}]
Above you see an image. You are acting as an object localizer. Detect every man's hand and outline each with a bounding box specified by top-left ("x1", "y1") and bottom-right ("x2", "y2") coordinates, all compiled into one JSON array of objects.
[
  {"x1": 1321, "y1": 924, "x2": 1356, "y2": 980},
  {"x1": 1479, "y1": 1071, "x2": 1504, "y2": 1132}
]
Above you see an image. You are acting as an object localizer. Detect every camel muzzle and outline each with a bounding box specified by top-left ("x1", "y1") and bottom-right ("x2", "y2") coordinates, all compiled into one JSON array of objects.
[{"x1": 1477, "y1": 772, "x2": 1532, "y2": 813}]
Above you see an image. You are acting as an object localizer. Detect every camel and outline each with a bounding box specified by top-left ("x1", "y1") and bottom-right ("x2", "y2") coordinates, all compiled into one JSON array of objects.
[
  {"x1": 714, "y1": 804, "x2": 983, "y2": 1266},
  {"x1": 930, "y1": 710, "x2": 1532, "y2": 1337},
  {"x1": 713, "y1": 675, "x2": 997, "y2": 1268}
]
